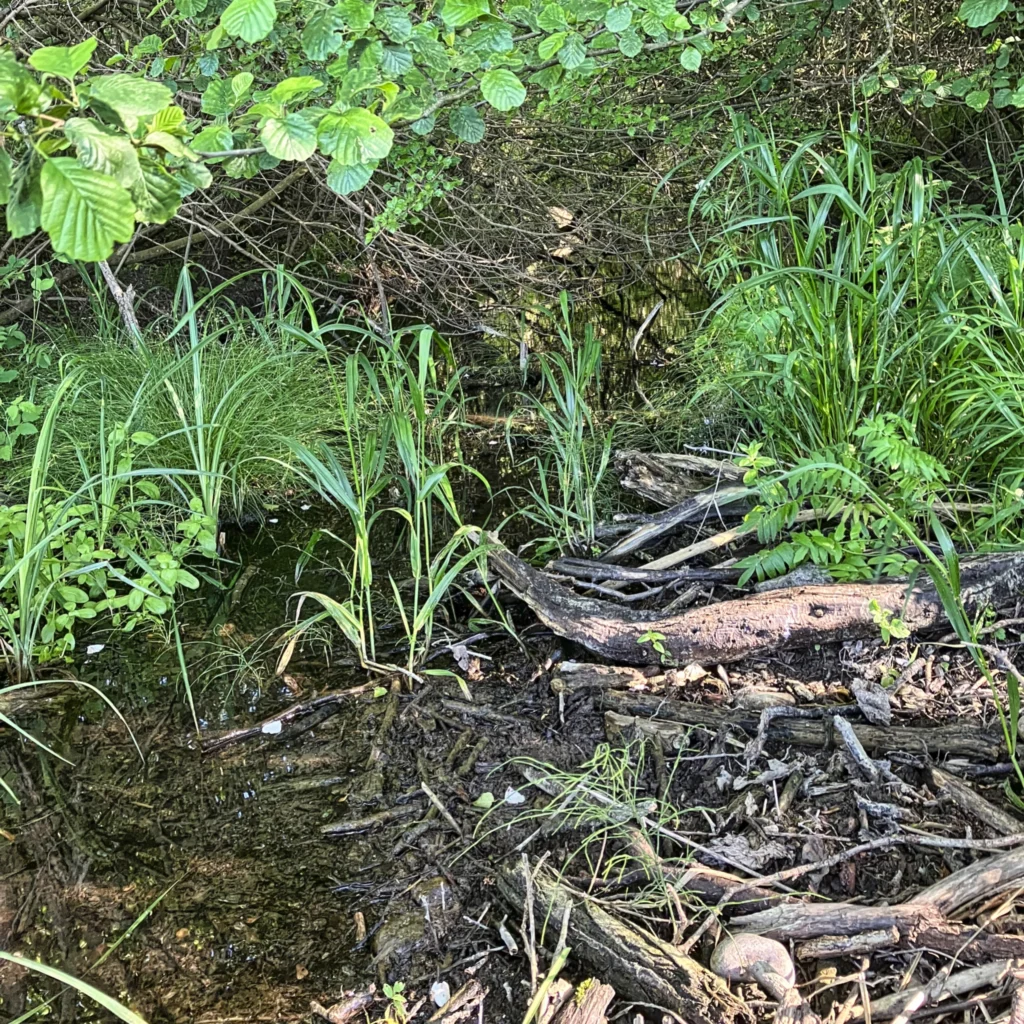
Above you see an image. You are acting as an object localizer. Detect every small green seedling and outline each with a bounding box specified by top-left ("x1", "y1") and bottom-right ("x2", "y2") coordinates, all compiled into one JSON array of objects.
[
  {"x1": 868, "y1": 599, "x2": 910, "y2": 644},
  {"x1": 383, "y1": 981, "x2": 408, "y2": 1024},
  {"x1": 638, "y1": 629, "x2": 675, "y2": 666}
]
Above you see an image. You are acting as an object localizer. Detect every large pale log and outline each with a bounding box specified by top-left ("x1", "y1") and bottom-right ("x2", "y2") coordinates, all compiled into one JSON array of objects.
[{"x1": 484, "y1": 538, "x2": 1024, "y2": 666}]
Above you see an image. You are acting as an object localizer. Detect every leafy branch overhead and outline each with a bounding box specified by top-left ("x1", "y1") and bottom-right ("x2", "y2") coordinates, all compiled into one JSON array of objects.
[{"x1": 0, "y1": 0, "x2": 747, "y2": 261}]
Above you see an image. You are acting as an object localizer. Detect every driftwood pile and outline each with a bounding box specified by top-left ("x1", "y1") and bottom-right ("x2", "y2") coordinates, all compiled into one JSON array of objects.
[{"x1": 474, "y1": 449, "x2": 1024, "y2": 1024}]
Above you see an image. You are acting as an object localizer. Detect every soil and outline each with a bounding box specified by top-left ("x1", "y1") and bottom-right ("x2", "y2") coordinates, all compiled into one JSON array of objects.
[{"x1": 3, "y1": 506, "x2": 1024, "y2": 1024}]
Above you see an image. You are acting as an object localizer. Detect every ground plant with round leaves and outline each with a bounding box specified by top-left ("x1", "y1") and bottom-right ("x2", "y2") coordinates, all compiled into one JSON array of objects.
[{"x1": 0, "y1": 0, "x2": 750, "y2": 262}]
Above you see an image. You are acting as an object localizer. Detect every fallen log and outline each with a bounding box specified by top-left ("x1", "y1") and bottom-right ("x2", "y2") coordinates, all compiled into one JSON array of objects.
[
  {"x1": 600, "y1": 485, "x2": 753, "y2": 562},
  {"x1": 603, "y1": 700, "x2": 1008, "y2": 762},
  {"x1": 929, "y1": 766, "x2": 1024, "y2": 836},
  {"x1": 615, "y1": 449, "x2": 745, "y2": 508},
  {"x1": 547, "y1": 557, "x2": 741, "y2": 586},
  {"x1": 497, "y1": 861, "x2": 753, "y2": 1024},
  {"x1": 553, "y1": 980, "x2": 614, "y2": 1024},
  {"x1": 482, "y1": 536, "x2": 1024, "y2": 667}
]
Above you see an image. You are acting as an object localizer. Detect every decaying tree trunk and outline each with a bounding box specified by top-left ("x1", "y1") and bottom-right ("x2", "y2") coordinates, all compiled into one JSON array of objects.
[
  {"x1": 600, "y1": 484, "x2": 752, "y2": 562},
  {"x1": 602, "y1": 694, "x2": 1008, "y2": 762},
  {"x1": 483, "y1": 537, "x2": 1024, "y2": 666},
  {"x1": 553, "y1": 980, "x2": 615, "y2": 1024},
  {"x1": 497, "y1": 861, "x2": 753, "y2": 1024},
  {"x1": 727, "y1": 845, "x2": 1024, "y2": 964},
  {"x1": 615, "y1": 449, "x2": 746, "y2": 508}
]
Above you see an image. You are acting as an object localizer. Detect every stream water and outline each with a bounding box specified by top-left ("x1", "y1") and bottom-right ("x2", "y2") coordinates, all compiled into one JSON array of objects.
[{"x1": 0, "y1": 275, "x2": 708, "y2": 1022}]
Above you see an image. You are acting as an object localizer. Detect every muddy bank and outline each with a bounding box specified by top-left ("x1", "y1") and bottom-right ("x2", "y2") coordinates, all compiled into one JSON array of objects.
[{"x1": 4, "y1": 615, "x2": 1024, "y2": 1023}]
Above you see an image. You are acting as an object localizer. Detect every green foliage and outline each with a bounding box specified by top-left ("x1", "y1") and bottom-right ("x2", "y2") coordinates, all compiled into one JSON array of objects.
[
  {"x1": 0, "y1": 373, "x2": 216, "y2": 680},
  {"x1": 733, "y1": 414, "x2": 957, "y2": 586},
  {"x1": 509, "y1": 293, "x2": 613, "y2": 556},
  {"x1": 0, "y1": 0, "x2": 732, "y2": 258},
  {"x1": 0, "y1": 952, "x2": 149, "y2": 1024},
  {"x1": 283, "y1": 320, "x2": 488, "y2": 675}
]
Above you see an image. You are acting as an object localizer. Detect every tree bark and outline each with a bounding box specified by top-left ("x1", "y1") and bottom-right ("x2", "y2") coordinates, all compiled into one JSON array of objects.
[
  {"x1": 497, "y1": 861, "x2": 753, "y2": 1024},
  {"x1": 603, "y1": 698, "x2": 1008, "y2": 762},
  {"x1": 615, "y1": 449, "x2": 745, "y2": 508},
  {"x1": 483, "y1": 537, "x2": 1024, "y2": 666}
]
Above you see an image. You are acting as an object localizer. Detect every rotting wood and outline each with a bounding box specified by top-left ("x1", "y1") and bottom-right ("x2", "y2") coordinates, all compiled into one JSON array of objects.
[
  {"x1": 859, "y1": 959, "x2": 1020, "y2": 1020},
  {"x1": 795, "y1": 928, "x2": 899, "y2": 960},
  {"x1": 929, "y1": 766, "x2": 1024, "y2": 836},
  {"x1": 602, "y1": 693, "x2": 1007, "y2": 762},
  {"x1": 320, "y1": 799, "x2": 425, "y2": 836},
  {"x1": 615, "y1": 449, "x2": 745, "y2": 508},
  {"x1": 552, "y1": 979, "x2": 615, "y2": 1024},
  {"x1": 729, "y1": 902, "x2": 945, "y2": 943},
  {"x1": 481, "y1": 534, "x2": 1024, "y2": 666},
  {"x1": 202, "y1": 680, "x2": 379, "y2": 753},
  {"x1": 497, "y1": 860, "x2": 753, "y2": 1024},
  {"x1": 624, "y1": 829, "x2": 789, "y2": 914},
  {"x1": 599, "y1": 485, "x2": 753, "y2": 562},
  {"x1": 547, "y1": 557, "x2": 741, "y2": 586},
  {"x1": 910, "y1": 844, "x2": 1024, "y2": 915}
]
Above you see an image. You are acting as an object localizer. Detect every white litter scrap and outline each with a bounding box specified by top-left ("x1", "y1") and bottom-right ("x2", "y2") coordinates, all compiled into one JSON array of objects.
[
  {"x1": 497, "y1": 916, "x2": 518, "y2": 956},
  {"x1": 430, "y1": 981, "x2": 450, "y2": 1007},
  {"x1": 261, "y1": 719, "x2": 283, "y2": 735},
  {"x1": 504, "y1": 786, "x2": 526, "y2": 805}
]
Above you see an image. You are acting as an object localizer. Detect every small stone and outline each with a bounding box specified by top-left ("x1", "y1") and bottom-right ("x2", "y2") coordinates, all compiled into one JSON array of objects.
[{"x1": 710, "y1": 933, "x2": 796, "y2": 987}]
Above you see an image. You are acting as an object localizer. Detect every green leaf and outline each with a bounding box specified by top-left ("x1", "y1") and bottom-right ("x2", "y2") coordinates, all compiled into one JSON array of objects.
[
  {"x1": 0, "y1": 953, "x2": 149, "y2": 1024},
  {"x1": 260, "y1": 113, "x2": 318, "y2": 160},
  {"x1": 537, "y1": 2, "x2": 568, "y2": 30},
  {"x1": 29, "y1": 38, "x2": 97, "y2": 79},
  {"x1": 558, "y1": 32, "x2": 586, "y2": 68},
  {"x1": 220, "y1": 0, "x2": 277, "y2": 42},
  {"x1": 617, "y1": 27, "x2": 642, "y2": 56},
  {"x1": 381, "y1": 44, "x2": 414, "y2": 75},
  {"x1": 151, "y1": 105, "x2": 186, "y2": 133},
  {"x1": 175, "y1": 0, "x2": 209, "y2": 13},
  {"x1": 957, "y1": 0, "x2": 1008, "y2": 26},
  {"x1": 472, "y1": 791, "x2": 495, "y2": 809},
  {"x1": 302, "y1": 7, "x2": 345, "y2": 59},
  {"x1": 529, "y1": 64, "x2": 563, "y2": 89},
  {"x1": 317, "y1": 107, "x2": 394, "y2": 162},
  {"x1": 176, "y1": 159, "x2": 213, "y2": 194},
  {"x1": 479, "y1": 68, "x2": 526, "y2": 110},
  {"x1": 467, "y1": 19, "x2": 513, "y2": 52},
  {"x1": 411, "y1": 113, "x2": 435, "y2": 134},
  {"x1": 201, "y1": 77, "x2": 242, "y2": 114},
  {"x1": 338, "y1": 0, "x2": 375, "y2": 31},
  {"x1": 192, "y1": 124, "x2": 233, "y2": 152},
  {"x1": 326, "y1": 158, "x2": 375, "y2": 194},
  {"x1": 64, "y1": 117, "x2": 143, "y2": 188},
  {"x1": 441, "y1": 0, "x2": 489, "y2": 27},
  {"x1": 538, "y1": 31, "x2": 566, "y2": 59},
  {"x1": 0, "y1": 52, "x2": 45, "y2": 115},
  {"x1": 0, "y1": 149, "x2": 11, "y2": 206},
  {"x1": 7, "y1": 157, "x2": 42, "y2": 238},
  {"x1": 378, "y1": 6, "x2": 413, "y2": 41},
  {"x1": 958, "y1": 0, "x2": 1007, "y2": 25},
  {"x1": 450, "y1": 103, "x2": 485, "y2": 141},
  {"x1": 40, "y1": 158, "x2": 135, "y2": 260},
  {"x1": 604, "y1": 4, "x2": 631, "y2": 30},
  {"x1": 680, "y1": 46, "x2": 702, "y2": 71},
  {"x1": 268, "y1": 75, "x2": 323, "y2": 103},
  {"x1": 132, "y1": 33, "x2": 163, "y2": 57},
  {"x1": 85, "y1": 74, "x2": 173, "y2": 132},
  {"x1": 143, "y1": 130, "x2": 198, "y2": 160},
  {"x1": 965, "y1": 88, "x2": 991, "y2": 110}
]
